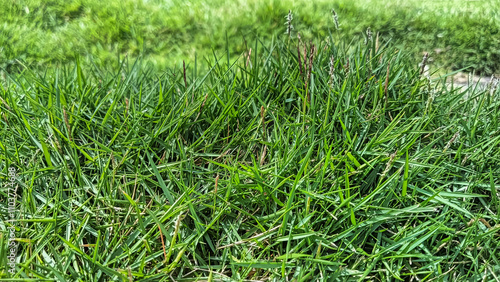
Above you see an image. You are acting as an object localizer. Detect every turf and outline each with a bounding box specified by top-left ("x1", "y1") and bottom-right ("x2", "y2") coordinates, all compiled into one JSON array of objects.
[
  {"x1": 1, "y1": 0, "x2": 500, "y2": 75},
  {"x1": 1, "y1": 28, "x2": 499, "y2": 280}
]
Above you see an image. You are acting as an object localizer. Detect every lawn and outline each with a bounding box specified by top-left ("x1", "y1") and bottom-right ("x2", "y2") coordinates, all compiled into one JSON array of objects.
[
  {"x1": 1, "y1": 1, "x2": 500, "y2": 281},
  {"x1": 1, "y1": 0, "x2": 500, "y2": 74}
]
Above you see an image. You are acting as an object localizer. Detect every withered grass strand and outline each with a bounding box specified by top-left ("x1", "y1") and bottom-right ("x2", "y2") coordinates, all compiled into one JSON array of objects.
[
  {"x1": 158, "y1": 224, "x2": 167, "y2": 262},
  {"x1": 260, "y1": 144, "x2": 267, "y2": 166},
  {"x1": 0, "y1": 96, "x2": 11, "y2": 111}
]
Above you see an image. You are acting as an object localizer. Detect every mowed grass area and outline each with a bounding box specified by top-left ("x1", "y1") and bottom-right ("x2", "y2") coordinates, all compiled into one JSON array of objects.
[
  {"x1": 1, "y1": 28, "x2": 500, "y2": 280},
  {"x1": 1, "y1": 0, "x2": 500, "y2": 75}
]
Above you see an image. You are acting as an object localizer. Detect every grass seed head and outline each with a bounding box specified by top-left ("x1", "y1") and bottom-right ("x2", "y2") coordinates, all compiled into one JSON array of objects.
[
  {"x1": 63, "y1": 107, "x2": 72, "y2": 142},
  {"x1": 461, "y1": 154, "x2": 469, "y2": 165},
  {"x1": 365, "y1": 27, "x2": 372, "y2": 45},
  {"x1": 488, "y1": 76, "x2": 498, "y2": 97},
  {"x1": 329, "y1": 55, "x2": 335, "y2": 87},
  {"x1": 332, "y1": 9, "x2": 339, "y2": 30},
  {"x1": 53, "y1": 135, "x2": 62, "y2": 154},
  {"x1": 303, "y1": 45, "x2": 308, "y2": 69},
  {"x1": 245, "y1": 48, "x2": 252, "y2": 68},
  {"x1": 305, "y1": 44, "x2": 315, "y2": 94},
  {"x1": 420, "y1": 52, "x2": 429, "y2": 75},
  {"x1": 111, "y1": 152, "x2": 116, "y2": 169},
  {"x1": 444, "y1": 131, "x2": 460, "y2": 152},
  {"x1": 285, "y1": 10, "x2": 294, "y2": 37},
  {"x1": 344, "y1": 58, "x2": 350, "y2": 75},
  {"x1": 297, "y1": 32, "x2": 304, "y2": 46},
  {"x1": 298, "y1": 44, "x2": 303, "y2": 76},
  {"x1": 2, "y1": 112, "x2": 8, "y2": 125},
  {"x1": 381, "y1": 150, "x2": 398, "y2": 181},
  {"x1": 125, "y1": 98, "x2": 129, "y2": 116},
  {"x1": 214, "y1": 174, "x2": 219, "y2": 194}
]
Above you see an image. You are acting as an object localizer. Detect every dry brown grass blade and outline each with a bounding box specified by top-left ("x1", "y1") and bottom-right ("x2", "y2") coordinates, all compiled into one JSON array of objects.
[
  {"x1": 0, "y1": 96, "x2": 11, "y2": 111},
  {"x1": 157, "y1": 224, "x2": 167, "y2": 262},
  {"x1": 260, "y1": 145, "x2": 267, "y2": 166}
]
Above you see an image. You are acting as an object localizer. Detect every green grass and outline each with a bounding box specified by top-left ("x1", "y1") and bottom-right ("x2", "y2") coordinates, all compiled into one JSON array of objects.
[
  {"x1": 1, "y1": 28, "x2": 500, "y2": 280},
  {"x1": 1, "y1": 0, "x2": 500, "y2": 75}
]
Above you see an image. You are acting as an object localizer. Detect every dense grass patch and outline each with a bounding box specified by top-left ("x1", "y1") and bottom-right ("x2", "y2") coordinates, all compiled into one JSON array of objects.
[
  {"x1": 1, "y1": 0, "x2": 500, "y2": 75},
  {"x1": 1, "y1": 32, "x2": 499, "y2": 280}
]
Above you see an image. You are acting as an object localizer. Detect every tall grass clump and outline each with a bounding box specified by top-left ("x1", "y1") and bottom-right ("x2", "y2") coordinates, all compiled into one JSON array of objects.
[{"x1": 1, "y1": 27, "x2": 500, "y2": 280}]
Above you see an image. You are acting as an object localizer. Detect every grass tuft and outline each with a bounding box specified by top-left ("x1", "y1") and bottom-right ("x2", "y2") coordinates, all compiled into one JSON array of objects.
[{"x1": 1, "y1": 26, "x2": 500, "y2": 280}]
